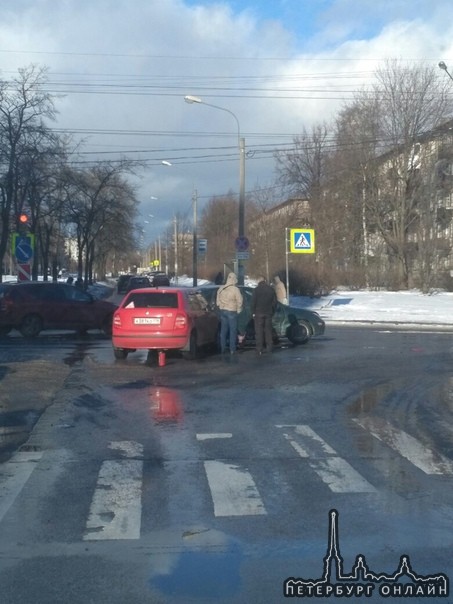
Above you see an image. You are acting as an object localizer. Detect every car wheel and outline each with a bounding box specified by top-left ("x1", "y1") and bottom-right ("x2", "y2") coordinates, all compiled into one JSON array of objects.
[
  {"x1": 19, "y1": 314, "x2": 43, "y2": 338},
  {"x1": 101, "y1": 314, "x2": 113, "y2": 336},
  {"x1": 286, "y1": 321, "x2": 310, "y2": 345},
  {"x1": 183, "y1": 330, "x2": 198, "y2": 360},
  {"x1": 113, "y1": 348, "x2": 129, "y2": 360}
]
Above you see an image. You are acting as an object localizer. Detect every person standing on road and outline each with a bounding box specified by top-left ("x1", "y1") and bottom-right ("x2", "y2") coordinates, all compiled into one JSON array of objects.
[
  {"x1": 216, "y1": 272, "x2": 243, "y2": 354},
  {"x1": 251, "y1": 276, "x2": 277, "y2": 355},
  {"x1": 273, "y1": 275, "x2": 288, "y2": 305}
]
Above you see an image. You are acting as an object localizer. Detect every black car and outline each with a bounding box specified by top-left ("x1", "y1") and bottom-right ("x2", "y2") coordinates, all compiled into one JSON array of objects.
[
  {"x1": 117, "y1": 275, "x2": 132, "y2": 294},
  {"x1": 149, "y1": 272, "x2": 170, "y2": 287},
  {"x1": 125, "y1": 276, "x2": 151, "y2": 292},
  {"x1": 199, "y1": 284, "x2": 325, "y2": 345}
]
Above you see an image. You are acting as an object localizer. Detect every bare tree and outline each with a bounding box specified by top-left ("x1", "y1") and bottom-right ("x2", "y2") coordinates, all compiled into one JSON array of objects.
[
  {"x1": 63, "y1": 161, "x2": 139, "y2": 285},
  {"x1": 275, "y1": 124, "x2": 338, "y2": 283},
  {"x1": 365, "y1": 60, "x2": 451, "y2": 288},
  {"x1": 332, "y1": 97, "x2": 382, "y2": 286},
  {"x1": 198, "y1": 192, "x2": 239, "y2": 275},
  {"x1": 0, "y1": 65, "x2": 58, "y2": 280}
]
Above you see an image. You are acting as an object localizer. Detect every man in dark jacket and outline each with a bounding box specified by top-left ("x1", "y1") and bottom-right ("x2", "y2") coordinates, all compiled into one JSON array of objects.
[{"x1": 251, "y1": 276, "x2": 277, "y2": 354}]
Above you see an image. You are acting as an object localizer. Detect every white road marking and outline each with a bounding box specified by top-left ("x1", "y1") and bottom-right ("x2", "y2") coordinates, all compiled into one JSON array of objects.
[
  {"x1": 293, "y1": 425, "x2": 337, "y2": 455},
  {"x1": 0, "y1": 451, "x2": 43, "y2": 523},
  {"x1": 84, "y1": 459, "x2": 143, "y2": 540},
  {"x1": 196, "y1": 433, "x2": 233, "y2": 441},
  {"x1": 353, "y1": 417, "x2": 453, "y2": 475},
  {"x1": 204, "y1": 460, "x2": 267, "y2": 517},
  {"x1": 108, "y1": 440, "x2": 144, "y2": 458},
  {"x1": 309, "y1": 457, "x2": 376, "y2": 493},
  {"x1": 279, "y1": 425, "x2": 376, "y2": 493}
]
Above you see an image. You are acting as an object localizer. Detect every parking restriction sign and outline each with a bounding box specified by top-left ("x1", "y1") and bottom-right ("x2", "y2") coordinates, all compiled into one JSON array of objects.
[{"x1": 235, "y1": 236, "x2": 249, "y2": 252}]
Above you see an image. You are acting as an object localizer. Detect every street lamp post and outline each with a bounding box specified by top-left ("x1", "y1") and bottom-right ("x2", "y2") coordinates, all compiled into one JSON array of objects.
[
  {"x1": 192, "y1": 188, "x2": 198, "y2": 287},
  {"x1": 439, "y1": 61, "x2": 453, "y2": 83},
  {"x1": 163, "y1": 159, "x2": 198, "y2": 286},
  {"x1": 173, "y1": 215, "x2": 178, "y2": 284},
  {"x1": 184, "y1": 95, "x2": 246, "y2": 285}
]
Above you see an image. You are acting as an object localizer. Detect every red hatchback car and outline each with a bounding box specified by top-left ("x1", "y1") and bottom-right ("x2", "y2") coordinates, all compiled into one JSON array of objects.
[{"x1": 112, "y1": 287, "x2": 219, "y2": 360}]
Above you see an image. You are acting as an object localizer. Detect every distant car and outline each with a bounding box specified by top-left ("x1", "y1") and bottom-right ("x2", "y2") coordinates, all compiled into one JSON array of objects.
[
  {"x1": 112, "y1": 287, "x2": 220, "y2": 360},
  {"x1": 198, "y1": 284, "x2": 325, "y2": 345},
  {"x1": 125, "y1": 276, "x2": 151, "y2": 292},
  {"x1": 0, "y1": 282, "x2": 117, "y2": 337},
  {"x1": 149, "y1": 272, "x2": 170, "y2": 287},
  {"x1": 117, "y1": 275, "x2": 132, "y2": 294}
]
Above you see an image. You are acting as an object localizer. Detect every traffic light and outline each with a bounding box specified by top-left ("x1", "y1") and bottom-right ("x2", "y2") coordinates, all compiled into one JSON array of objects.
[{"x1": 16, "y1": 213, "x2": 30, "y2": 234}]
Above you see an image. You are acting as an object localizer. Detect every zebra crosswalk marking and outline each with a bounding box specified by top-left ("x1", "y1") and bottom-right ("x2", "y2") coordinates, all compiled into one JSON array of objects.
[
  {"x1": 196, "y1": 433, "x2": 233, "y2": 441},
  {"x1": 4, "y1": 418, "x2": 453, "y2": 539},
  {"x1": 0, "y1": 450, "x2": 43, "y2": 523},
  {"x1": 279, "y1": 425, "x2": 376, "y2": 493},
  {"x1": 353, "y1": 417, "x2": 453, "y2": 475},
  {"x1": 203, "y1": 460, "x2": 267, "y2": 517},
  {"x1": 84, "y1": 440, "x2": 144, "y2": 541},
  {"x1": 84, "y1": 459, "x2": 143, "y2": 540}
]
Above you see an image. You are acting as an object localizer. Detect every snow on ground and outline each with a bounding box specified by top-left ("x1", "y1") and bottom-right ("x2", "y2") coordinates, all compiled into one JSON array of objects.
[
  {"x1": 290, "y1": 289, "x2": 453, "y2": 327},
  {"x1": 175, "y1": 275, "x2": 453, "y2": 327},
  {"x1": 4, "y1": 274, "x2": 453, "y2": 327}
]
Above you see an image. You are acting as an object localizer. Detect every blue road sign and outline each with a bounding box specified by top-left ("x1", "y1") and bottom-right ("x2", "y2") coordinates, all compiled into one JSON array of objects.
[
  {"x1": 235, "y1": 236, "x2": 249, "y2": 252},
  {"x1": 198, "y1": 238, "x2": 208, "y2": 253},
  {"x1": 14, "y1": 234, "x2": 34, "y2": 263},
  {"x1": 289, "y1": 229, "x2": 315, "y2": 254}
]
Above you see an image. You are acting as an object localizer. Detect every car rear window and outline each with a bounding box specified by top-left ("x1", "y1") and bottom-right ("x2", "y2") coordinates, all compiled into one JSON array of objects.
[
  {"x1": 123, "y1": 292, "x2": 179, "y2": 309},
  {"x1": 129, "y1": 277, "x2": 150, "y2": 286}
]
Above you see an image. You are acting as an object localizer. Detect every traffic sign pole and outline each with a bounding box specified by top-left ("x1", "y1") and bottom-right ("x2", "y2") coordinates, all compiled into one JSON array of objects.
[
  {"x1": 285, "y1": 228, "x2": 290, "y2": 304},
  {"x1": 17, "y1": 263, "x2": 31, "y2": 281},
  {"x1": 13, "y1": 233, "x2": 34, "y2": 281}
]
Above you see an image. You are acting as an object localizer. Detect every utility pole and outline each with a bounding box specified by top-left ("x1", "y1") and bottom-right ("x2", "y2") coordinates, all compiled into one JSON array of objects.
[
  {"x1": 192, "y1": 188, "x2": 198, "y2": 287},
  {"x1": 173, "y1": 215, "x2": 178, "y2": 284}
]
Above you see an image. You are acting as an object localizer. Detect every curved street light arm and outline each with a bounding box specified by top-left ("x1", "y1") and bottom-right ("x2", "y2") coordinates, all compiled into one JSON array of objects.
[
  {"x1": 439, "y1": 61, "x2": 453, "y2": 83},
  {"x1": 184, "y1": 94, "x2": 246, "y2": 284},
  {"x1": 184, "y1": 95, "x2": 240, "y2": 142}
]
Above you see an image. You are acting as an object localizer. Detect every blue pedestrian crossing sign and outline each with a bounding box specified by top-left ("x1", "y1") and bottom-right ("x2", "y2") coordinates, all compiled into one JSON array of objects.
[{"x1": 289, "y1": 229, "x2": 315, "y2": 254}]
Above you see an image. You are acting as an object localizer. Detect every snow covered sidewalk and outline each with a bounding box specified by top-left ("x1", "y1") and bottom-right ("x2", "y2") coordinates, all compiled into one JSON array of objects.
[{"x1": 290, "y1": 289, "x2": 453, "y2": 328}]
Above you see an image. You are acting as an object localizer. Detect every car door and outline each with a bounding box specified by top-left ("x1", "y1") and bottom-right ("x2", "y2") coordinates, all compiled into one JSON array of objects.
[
  {"x1": 61, "y1": 285, "x2": 98, "y2": 330},
  {"x1": 33, "y1": 284, "x2": 69, "y2": 329},
  {"x1": 186, "y1": 291, "x2": 219, "y2": 346}
]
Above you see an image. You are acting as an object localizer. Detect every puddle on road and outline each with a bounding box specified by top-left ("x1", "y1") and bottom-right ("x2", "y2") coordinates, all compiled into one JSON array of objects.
[
  {"x1": 113, "y1": 382, "x2": 184, "y2": 423},
  {"x1": 346, "y1": 376, "x2": 453, "y2": 493},
  {"x1": 347, "y1": 382, "x2": 394, "y2": 415},
  {"x1": 148, "y1": 528, "x2": 244, "y2": 599}
]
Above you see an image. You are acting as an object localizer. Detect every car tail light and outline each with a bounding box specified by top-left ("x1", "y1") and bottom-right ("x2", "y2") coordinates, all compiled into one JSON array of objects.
[
  {"x1": 175, "y1": 313, "x2": 188, "y2": 329},
  {"x1": 113, "y1": 314, "x2": 122, "y2": 327}
]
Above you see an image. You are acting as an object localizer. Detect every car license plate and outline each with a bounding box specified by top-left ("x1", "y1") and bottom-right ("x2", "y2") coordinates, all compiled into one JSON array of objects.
[{"x1": 134, "y1": 317, "x2": 161, "y2": 325}]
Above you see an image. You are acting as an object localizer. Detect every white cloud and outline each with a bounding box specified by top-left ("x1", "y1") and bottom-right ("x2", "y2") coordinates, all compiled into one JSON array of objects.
[{"x1": 1, "y1": 0, "x2": 453, "y2": 243}]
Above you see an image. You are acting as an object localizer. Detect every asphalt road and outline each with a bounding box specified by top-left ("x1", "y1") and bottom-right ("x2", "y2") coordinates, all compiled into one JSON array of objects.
[{"x1": 0, "y1": 325, "x2": 452, "y2": 603}]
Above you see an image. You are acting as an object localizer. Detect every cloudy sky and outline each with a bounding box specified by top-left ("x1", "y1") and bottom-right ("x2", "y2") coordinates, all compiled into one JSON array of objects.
[{"x1": 2, "y1": 0, "x2": 453, "y2": 245}]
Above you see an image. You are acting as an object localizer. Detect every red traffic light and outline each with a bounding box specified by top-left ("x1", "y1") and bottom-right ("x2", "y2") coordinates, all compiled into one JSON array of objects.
[{"x1": 18, "y1": 213, "x2": 29, "y2": 224}]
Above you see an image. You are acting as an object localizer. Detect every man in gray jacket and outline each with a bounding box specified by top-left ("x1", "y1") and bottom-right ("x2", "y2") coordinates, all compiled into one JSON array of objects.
[{"x1": 216, "y1": 272, "x2": 243, "y2": 354}]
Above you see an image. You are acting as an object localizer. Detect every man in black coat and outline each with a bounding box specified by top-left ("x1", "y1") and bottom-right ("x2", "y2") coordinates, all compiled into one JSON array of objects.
[{"x1": 251, "y1": 276, "x2": 277, "y2": 354}]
